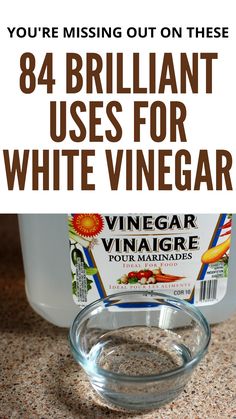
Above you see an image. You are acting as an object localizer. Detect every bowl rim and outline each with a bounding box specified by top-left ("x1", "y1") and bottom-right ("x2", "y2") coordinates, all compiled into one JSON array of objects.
[{"x1": 69, "y1": 291, "x2": 211, "y2": 383}]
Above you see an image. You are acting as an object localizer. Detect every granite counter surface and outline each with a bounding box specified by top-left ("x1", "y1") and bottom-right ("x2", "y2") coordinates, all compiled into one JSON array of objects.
[{"x1": 0, "y1": 216, "x2": 235, "y2": 419}]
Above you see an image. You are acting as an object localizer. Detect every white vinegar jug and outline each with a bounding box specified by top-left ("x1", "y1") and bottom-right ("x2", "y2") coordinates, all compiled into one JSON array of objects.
[{"x1": 18, "y1": 214, "x2": 236, "y2": 327}]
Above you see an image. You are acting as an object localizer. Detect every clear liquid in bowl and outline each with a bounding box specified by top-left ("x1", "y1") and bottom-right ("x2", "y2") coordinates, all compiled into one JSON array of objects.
[{"x1": 88, "y1": 326, "x2": 192, "y2": 377}]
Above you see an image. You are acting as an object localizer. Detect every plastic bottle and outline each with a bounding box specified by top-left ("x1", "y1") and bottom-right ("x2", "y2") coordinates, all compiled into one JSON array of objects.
[{"x1": 18, "y1": 214, "x2": 236, "y2": 327}]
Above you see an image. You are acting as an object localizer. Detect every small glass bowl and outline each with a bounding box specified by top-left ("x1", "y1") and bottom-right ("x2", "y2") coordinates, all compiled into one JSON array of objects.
[{"x1": 69, "y1": 291, "x2": 210, "y2": 410}]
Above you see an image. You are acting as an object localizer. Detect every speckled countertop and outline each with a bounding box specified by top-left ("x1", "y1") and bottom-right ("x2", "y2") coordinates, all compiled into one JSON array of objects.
[{"x1": 0, "y1": 216, "x2": 236, "y2": 419}]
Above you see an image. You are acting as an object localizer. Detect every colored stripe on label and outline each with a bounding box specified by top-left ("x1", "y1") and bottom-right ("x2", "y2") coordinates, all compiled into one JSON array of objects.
[
  {"x1": 200, "y1": 214, "x2": 227, "y2": 280},
  {"x1": 83, "y1": 247, "x2": 106, "y2": 299}
]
